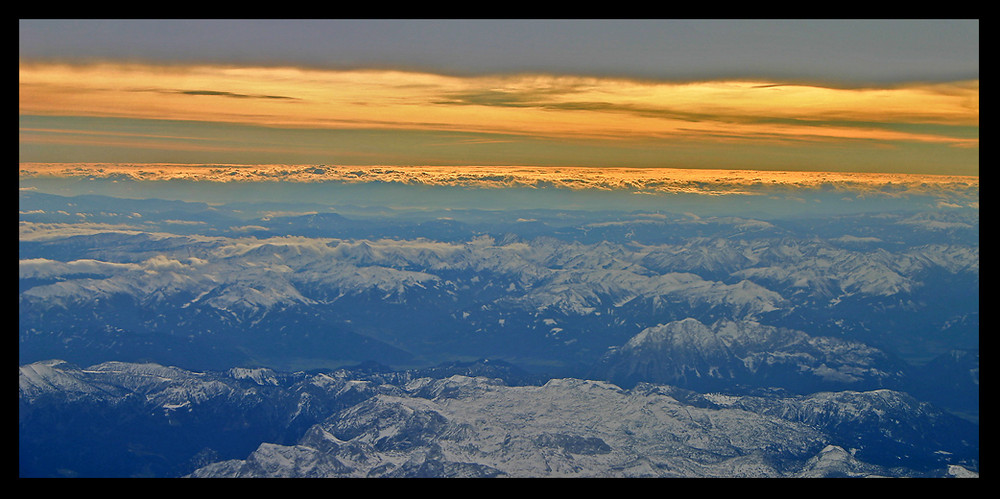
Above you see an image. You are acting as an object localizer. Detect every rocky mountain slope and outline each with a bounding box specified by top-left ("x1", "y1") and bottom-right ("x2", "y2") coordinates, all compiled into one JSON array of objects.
[{"x1": 19, "y1": 359, "x2": 978, "y2": 478}]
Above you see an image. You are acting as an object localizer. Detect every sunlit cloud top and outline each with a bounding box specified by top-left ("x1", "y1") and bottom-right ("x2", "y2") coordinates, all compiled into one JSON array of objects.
[
  {"x1": 18, "y1": 162, "x2": 979, "y2": 202},
  {"x1": 19, "y1": 62, "x2": 978, "y2": 146}
]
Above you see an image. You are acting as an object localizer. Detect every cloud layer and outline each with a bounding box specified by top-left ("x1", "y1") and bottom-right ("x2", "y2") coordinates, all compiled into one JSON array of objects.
[
  {"x1": 17, "y1": 162, "x2": 978, "y2": 195},
  {"x1": 19, "y1": 63, "x2": 978, "y2": 146}
]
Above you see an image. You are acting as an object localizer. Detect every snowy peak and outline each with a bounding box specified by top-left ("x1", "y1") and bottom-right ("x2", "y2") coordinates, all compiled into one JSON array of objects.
[
  {"x1": 597, "y1": 318, "x2": 904, "y2": 392},
  {"x1": 227, "y1": 367, "x2": 281, "y2": 386},
  {"x1": 19, "y1": 360, "x2": 107, "y2": 401},
  {"x1": 794, "y1": 445, "x2": 888, "y2": 478}
]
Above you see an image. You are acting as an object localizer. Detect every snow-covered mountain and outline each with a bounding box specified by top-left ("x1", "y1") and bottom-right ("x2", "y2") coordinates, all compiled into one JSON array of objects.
[
  {"x1": 19, "y1": 359, "x2": 978, "y2": 478},
  {"x1": 18, "y1": 191, "x2": 979, "y2": 478},
  {"x1": 594, "y1": 318, "x2": 907, "y2": 393},
  {"x1": 19, "y1": 207, "x2": 978, "y2": 371},
  {"x1": 190, "y1": 376, "x2": 828, "y2": 478}
]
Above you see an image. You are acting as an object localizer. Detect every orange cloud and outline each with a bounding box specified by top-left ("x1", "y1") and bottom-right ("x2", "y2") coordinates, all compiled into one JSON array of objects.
[
  {"x1": 19, "y1": 61, "x2": 979, "y2": 148},
  {"x1": 18, "y1": 162, "x2": 979, "y2": 197}
]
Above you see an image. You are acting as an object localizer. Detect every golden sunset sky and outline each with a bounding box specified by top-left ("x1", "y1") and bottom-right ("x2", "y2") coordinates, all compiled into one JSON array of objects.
[{"x1": 19, "y1": 20, "x2": 979, "y2": 176}]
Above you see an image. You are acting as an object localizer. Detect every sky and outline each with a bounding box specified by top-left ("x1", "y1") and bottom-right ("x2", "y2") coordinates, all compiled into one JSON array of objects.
[{"x1": 18, "y1": 19, "x2": 979, "y2": 176}]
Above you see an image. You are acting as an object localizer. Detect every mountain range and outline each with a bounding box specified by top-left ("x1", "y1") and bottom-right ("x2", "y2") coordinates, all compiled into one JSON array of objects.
[
  {"x1": 19, "y1": 358, "x2": 979, "y2": 478},
  {"x1": 18, "y1": 189, "x2": 978, "y2": 477}
]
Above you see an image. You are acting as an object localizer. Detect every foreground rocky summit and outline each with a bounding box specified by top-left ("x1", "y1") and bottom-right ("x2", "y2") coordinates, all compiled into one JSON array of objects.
[
  {"x1": 190, "y1": 376, "x2": 824, "y2": 478},
  {"x1": 188, "y1": 375, "x2": 977, "y2": 478},
  {"x1": 20, "y1": 357, "x2": 978, "y2": 478}
]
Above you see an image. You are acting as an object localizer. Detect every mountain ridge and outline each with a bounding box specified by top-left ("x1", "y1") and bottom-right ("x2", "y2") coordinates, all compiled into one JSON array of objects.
[{"x1": 19, "y1": 358, "x2": 978, "y2": 478}]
